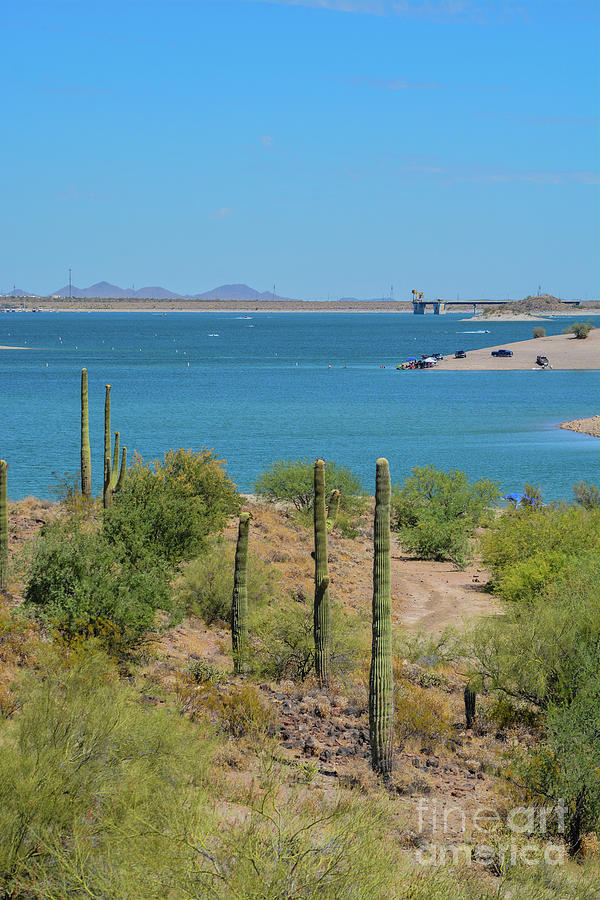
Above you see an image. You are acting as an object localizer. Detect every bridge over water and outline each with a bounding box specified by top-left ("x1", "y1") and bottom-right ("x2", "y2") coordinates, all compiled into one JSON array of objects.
[{"x1": 412, "y1": 298, "x2": 582, "y2": 315}]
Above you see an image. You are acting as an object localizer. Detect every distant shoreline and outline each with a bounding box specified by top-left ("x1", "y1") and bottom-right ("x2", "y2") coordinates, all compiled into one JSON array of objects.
[{"x1": 4, "y1": 298, "x2": 600, "y2": 317}]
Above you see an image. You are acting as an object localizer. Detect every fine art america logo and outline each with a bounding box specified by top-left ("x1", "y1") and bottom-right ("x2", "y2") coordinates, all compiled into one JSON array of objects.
[{"x1": 414, "y1": 798, "x2": 566, "y2": 868}]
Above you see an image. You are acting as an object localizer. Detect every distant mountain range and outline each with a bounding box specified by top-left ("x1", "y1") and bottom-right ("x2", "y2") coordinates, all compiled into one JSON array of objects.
[{"x1": 1, "y1": 282, "x2": 294, "y2": 301}]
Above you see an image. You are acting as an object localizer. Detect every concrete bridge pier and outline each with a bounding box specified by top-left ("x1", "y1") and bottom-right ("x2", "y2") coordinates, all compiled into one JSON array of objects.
[{"x1": 413, "y1": 301, "x2": 426, "y2": 314}]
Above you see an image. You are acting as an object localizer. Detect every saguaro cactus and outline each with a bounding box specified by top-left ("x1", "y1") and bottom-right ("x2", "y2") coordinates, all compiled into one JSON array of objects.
[
  {"x1": 0, "y1": 461, "x2": 8, "y2": 592},
  {"x1": 115, "y1": 447, "x2": 127, "y2": 493},
  {"x1": 80, "y1": 368, "x2": 92, "y2": 499},
  {"x1": 326, "y1": 489, "x2": 341, "y2": 530},
  {"x1": 231, "y1": 512, "x2": 251, "y2": 674},
  {"x1": 313, "y1": 458, "x2": 331, "y2": 686},
  {"x1": 103, "y1": 385, "x2": 113, "y2": 509},
  {"x1": 369, "y1": 457, "x2": 394, "y2": 777},
  {"x1": 464, "y1": 686, "x2": 476, "y2": 730}
]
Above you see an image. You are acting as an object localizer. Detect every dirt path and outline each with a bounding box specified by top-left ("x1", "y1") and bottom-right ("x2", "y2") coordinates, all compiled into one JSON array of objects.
[{"x1": 390, "y1": 544, "x2": 495, "y2": 632}]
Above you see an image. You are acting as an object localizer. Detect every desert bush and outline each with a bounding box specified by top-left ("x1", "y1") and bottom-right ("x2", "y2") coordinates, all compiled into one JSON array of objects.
[
  {"x1": 0, "y1": 646, "x2": 215, "y2": 898},
  {"x1": 563, "y1": 321, "x2": 595, "y2": 339},
  {"x1": 469, "y1": 552, "x2": 600, "y2": 710},
  {"x1": 24, "y1": 515, "x2": 177, "y2": 651},
  {"x1": 104, "y1": 448, "x2": 241, "y2": 565},
  {"x1": 178, "y1": 679, "x2": 276, "y2": 738},
  {"x1": 394, "y1": 678, "x2": 452, "y2": 749},
  {"x1": 181, "y1": 537, "x2": 279, "y2": 625},
  {"x1": 253, "y1": 598, "x2": 368, "y2": 683},
  {"x1": 187, "y1": 659, "x2": 227, "y2": 684},
  {"x1": 574, "y1": 481, "x2": 600, "y2": 510},
  {"x1": 392, "y1": 465, "x2": 499, "y2": 567},
  {"x1": 533, "y1": 326, "x2": 546, "y2": 338},
  {"x1": 255, "y1": 458, "x2": 366, "y2": 513},
  {"x1": 481, "y1": 503, "x2": 600, "y2": 599}
]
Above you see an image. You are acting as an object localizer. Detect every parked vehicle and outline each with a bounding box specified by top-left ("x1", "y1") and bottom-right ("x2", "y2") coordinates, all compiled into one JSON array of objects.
[
  {"x1": 491, "y1": 349, "x2": 513, "y2": 357},
  {"x1": 536, "y1": 355, "x2": 550, "y2": 368},
  {"x1": 454, "y1": 350, "x2": 467, "y2": 359}
]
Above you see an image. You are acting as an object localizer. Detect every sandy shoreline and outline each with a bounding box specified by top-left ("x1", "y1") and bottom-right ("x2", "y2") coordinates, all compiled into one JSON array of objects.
[
  {"x1": 432, "y1": 328, "x2": 600, "y2": 371},
  {"x1": 559, "y1": 415, "x2": 600, "y2": 438}
]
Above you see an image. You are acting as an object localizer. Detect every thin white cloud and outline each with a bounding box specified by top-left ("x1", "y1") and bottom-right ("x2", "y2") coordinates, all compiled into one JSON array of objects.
[
  {"x1": 260, "y1": 134, "x2": 275, "y2": 147},
  {"x1": 213, "y1": 207, "x2": 233, "y2": 218},
  {"x1": 247, "y1": 0, "x2": 524, "y2": 22}
]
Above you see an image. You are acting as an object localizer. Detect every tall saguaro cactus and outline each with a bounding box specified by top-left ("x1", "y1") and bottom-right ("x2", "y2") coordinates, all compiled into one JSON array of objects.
[
  {"x1": 0, "y1": 461, "x2": 8, "y2": 592},
  {"x1": 369, "y1": 457, "x2": 394, "y2": 777},
  {"x1": 313, "y1": 458, "x2": 331, "y2": 686},
  {"x1": 231, "y1": 512, "x2": 251, "y2": 674},
  {"x1": 103, "y1": 385, "x2": 113, "y2": 509},
  {"x1": 80, "y1": 368, "x2": 92, "y2": 499}
]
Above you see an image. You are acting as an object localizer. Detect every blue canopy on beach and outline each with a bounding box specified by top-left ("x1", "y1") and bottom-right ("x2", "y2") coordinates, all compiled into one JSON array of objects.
[
  {"x1": 406, "y1": 357, "x2": 417, "y2": 361},
  {"x1": 503, "y1": 492, "x2": 525, "y2": 503}
]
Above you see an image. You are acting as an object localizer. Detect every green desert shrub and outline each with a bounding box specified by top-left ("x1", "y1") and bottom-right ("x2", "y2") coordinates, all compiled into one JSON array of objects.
[
  {"x1": 469, "y1": 551, "x2": 600, "y2": 710},
  {"x1": 533, "y1": 326, "x2": 546, "y2": 338},
  {"x1": 104, "y1": 448, "x2": 241, "y2": 566},
  {"x1": 563, "y1": 320, "x2": 595, "y2": 339},
  {"x1": 24, "y1": 515, "x2": 177, "y2": 651},
  {"x1": 253, "y1": 598, "x2": 368, "y2": 683},
  {"x1": 181, "y1": 537, "x2": 279, "y2": 625},
  {"x1": 255, "y1": 458, "x2": 366, "y2": 513},
  {"x1": 481, "y1": 503, "x2": 600, "y2": 600},
  {"x1": 0, "y1": 646, "x2": 215, "y2": 898},
  {"x1": 392, "y1": 465, "x2": 499, "y2": 568},
  {"x1": 573, "y1": 480, "x2": 600, "y2": 510}
]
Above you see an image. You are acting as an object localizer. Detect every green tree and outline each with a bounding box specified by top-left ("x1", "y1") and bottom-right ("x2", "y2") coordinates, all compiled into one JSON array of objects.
[
  {"x1": 255, "y1": 458, "x2": 365, "y2": 513},
  {"x1": 103, "y1": 448, "x2": 241, "y2": 565},
  {"x1": 24, "y1": 515, "x2": 176, "y2": 651},
  {"x1": 563, "y1": 321, "x2": 595, "y2": 339},
  {"x1": 391, "y1": 465, "x2": 499, "y2": 568}
]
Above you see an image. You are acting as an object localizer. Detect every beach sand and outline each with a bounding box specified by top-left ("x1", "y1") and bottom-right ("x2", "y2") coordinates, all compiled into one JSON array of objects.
[
  {"x1": 433, "y1": 328, "x2": 600, "y2": 371},
  {"x1": 0, "y1": 345, "x2": 29, "y2": 350},
  {"x1": 559, "y1": 415, "x2": 600, "y2": 438}
]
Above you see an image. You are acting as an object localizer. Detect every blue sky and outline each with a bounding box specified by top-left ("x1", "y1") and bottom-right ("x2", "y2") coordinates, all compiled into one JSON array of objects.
[{"x1": 2, "y1": 0, "x2": 599, "y2": 299}]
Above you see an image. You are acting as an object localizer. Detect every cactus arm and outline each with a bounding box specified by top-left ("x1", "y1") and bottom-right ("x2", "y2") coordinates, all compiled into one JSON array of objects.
[
  {"x1": 326, "y1": 489, "x2": 341, "y2": 530},
  {"x1": 0, "y1": 461, "x2": 7, "y2": 592},
  {"x1": 231, "y1": 512, "x2": 251, "y2": 674},
  {"x1": 313, "y1": 458, "x2": 331, "y2": 686},
  {"x1": 369, "y1": 458, "x2": 394, "y2": 776},
  {"x1": 109, "y1": 431, "x2": 120, "y2": 490},
  {"x1": 114, "y1": 447, "x2": 127, "y2": 493},
  {"x1": 80, "y1": 368, "x2": 92, "y2": 499}
]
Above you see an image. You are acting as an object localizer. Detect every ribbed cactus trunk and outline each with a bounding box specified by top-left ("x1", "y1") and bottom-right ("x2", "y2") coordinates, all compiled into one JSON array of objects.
[
  {"x1": 103, "y1": 385, "x2": 113, "y2": 509},
  {"x1": 80, "y1": 368, "x2": 92, "y2": 499},
  {"x1": 109, "y1": 431, "x2": 120, "y2": 490},
  {"x1": 326, "y1": 489, "x2": 341, "y2": 529},
  {"x1": 115, "y1": 447, "x2": 127, "y2": 493},
  {"x1": 0, "y1": 461, "x2": 8, "y2": 592},
  {"x1": 231, "y1": 512, "x2": 251, "y2": 674},
  {"x1": 464, "y1": 686, "x2": 476, "y2": 729},
  {"x1": 313, "y1": 458, "x2": 331, "y2": 687},
  {"x1": 369, "y1": 457, "x2": 394, "y2": 777}
]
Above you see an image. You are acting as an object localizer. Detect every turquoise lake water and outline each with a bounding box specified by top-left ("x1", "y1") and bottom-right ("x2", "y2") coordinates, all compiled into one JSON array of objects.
[{"x1": 1, "y1": 311, "x2": 598, "y2": 500}]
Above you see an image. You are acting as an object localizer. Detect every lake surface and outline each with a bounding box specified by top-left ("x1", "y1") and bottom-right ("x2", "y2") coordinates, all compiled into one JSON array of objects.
[{"x1": 1, "y1": 311, "x2": 598, "y2": 501}]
